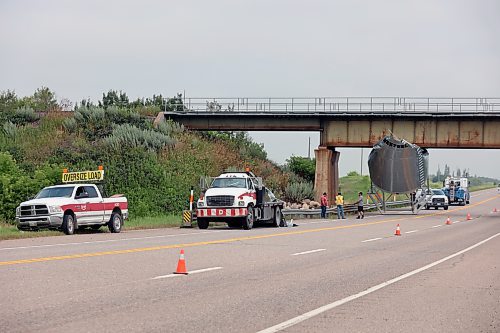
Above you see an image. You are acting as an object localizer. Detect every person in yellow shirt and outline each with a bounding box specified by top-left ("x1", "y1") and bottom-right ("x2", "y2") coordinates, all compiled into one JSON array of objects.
[{"x1": 335, "y1": 192, "x2": 346, "y2": 219}]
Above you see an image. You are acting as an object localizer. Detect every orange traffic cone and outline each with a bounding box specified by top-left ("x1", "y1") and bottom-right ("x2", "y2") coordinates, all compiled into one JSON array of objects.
[
  {"x1": 394, "y1": 224, "x2": 401, "y2": 236},
  {"x1": 446, "y1": 217, "x2": 452, "y2": 225},
  {"x1": 466, "y1": 213, "x2": 472, "y2": 221},
  {"x1": 174, "y1": 249, "x2": 188, "y2": 275}
]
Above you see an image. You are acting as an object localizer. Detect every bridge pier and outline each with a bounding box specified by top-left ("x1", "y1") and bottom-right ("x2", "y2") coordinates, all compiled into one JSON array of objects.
[{"x1": 314, "y1": 146, "x2": 340, "y2": 202}]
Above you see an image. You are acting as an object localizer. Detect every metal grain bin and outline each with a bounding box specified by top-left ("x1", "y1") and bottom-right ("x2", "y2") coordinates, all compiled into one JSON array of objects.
[{"x1": 368, "y1": 136, "x2": 428, "y2": 193}]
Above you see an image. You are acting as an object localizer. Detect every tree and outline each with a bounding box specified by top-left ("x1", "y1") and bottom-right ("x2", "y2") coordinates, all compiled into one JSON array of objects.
[
  {"x1": 436, "y1": 165, "x2": 442, "y2": 182},
  {"x1": 32, "y1": 87, "x2": 57, "y2": 111},
  {"x1": 444, "y1": 164, "x2": 450, "y2": 178},
  {"x1": 285, "y1": 156, "x2": 315, "y2": 182},
  {"x1": 456, "y1": 168, "x2": 461, "y2": 177}
]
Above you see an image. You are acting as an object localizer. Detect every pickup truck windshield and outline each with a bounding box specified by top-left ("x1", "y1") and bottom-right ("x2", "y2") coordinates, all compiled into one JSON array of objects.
[
  {"x1": 36, "y1": 186, "x2": 75, "y2": 198},
  {"x1": 211, "y1": 178, "x2": 247, "y2": 189},
  {"x1": 432, "y1": 189, "x2": 445, "y2": 195}
]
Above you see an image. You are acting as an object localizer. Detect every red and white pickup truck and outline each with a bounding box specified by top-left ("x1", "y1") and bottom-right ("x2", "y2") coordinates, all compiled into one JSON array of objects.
[{"x1": 16, "y1": 181, "x2": 128, "y2": 235}]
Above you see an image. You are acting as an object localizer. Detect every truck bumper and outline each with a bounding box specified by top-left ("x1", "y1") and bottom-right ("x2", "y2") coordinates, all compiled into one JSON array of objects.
[
  {"x1": 16, "y1": 214, "x2": 63, "y2": 230},
  {"x1": 197, "y1": 208, "x2": 248, "y2": 218}
]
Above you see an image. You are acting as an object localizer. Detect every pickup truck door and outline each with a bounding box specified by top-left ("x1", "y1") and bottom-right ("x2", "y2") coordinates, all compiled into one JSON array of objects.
[
  {"x1": 74, "y1": 186, "x2": 104, "y2": 224},
  {"x1": 84, "y1": 186, "x2": 104, "y2": 224}
]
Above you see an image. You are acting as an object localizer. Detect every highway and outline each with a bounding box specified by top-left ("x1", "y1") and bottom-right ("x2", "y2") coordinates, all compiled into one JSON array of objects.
[{"x1": 1, "y1": 189, "x2": 499, "y2": 333}]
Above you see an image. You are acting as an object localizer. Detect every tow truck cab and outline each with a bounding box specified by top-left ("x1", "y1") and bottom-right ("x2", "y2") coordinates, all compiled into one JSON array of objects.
[{"x1": 196, "y1": 171, "x2": 284, "y2": 230}]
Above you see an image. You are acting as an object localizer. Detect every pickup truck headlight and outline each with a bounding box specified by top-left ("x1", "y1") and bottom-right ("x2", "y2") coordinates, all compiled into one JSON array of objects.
[
  {"x1": 48, "y1": 205, "x2": 62, "y2": 213},
  {"x1": 197, "y1": 202, "x2": 205, "y2": 208},
  {"x1": 16, "y1": 206, "x2": 20, "y2": 216},
  {"x1": 238, "y1": 201, "x2": 245, "y2": 207}
]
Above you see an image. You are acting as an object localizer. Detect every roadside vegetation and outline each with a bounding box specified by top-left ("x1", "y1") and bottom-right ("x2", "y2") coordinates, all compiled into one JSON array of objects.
[{"x1": 1, "y1": 88, "x2": 497, "y2": 240}]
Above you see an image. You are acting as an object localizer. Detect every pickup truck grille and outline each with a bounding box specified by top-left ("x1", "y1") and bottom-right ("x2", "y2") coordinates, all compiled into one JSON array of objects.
[
  {"x1": 207, "y1": 195, "x2": 234, "y2": 207},
  {"x1": 432, "y1": 198, "x2": 445, "y2": 204},
  {"x1": 20, "y1": 205, "x2": 49, "y2": 217}
]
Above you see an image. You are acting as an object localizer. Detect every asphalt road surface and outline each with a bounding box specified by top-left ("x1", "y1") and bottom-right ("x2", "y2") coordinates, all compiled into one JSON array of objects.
[{"x1": 1, "y1": 189, "x2": 499, "y2": 333}]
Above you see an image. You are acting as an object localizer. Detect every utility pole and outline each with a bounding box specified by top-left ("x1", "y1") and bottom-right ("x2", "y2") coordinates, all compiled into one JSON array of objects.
[
  {"x1": 360, "y1": 147, "x2": 364, "y2": 175},
  {"x1": 308, "y1": 136, "x2": 311, "y2": 159}
]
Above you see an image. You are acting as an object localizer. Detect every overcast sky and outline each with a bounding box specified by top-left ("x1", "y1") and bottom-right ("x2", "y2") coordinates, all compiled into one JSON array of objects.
[{"x1": 1, "y1": 0, "x2": 499, "y2": 178}]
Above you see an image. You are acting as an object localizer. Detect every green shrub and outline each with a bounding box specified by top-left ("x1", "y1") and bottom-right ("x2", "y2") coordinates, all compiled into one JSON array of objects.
[
  {"x1": 104, "y1": 124, "x2": 176, "y2": 152},
  {"x1": 283, "y1": 181, "x2": 314, "y2": 202},
  {"x1": 10, "y1": 107, "x2": 39, "y2": 125},
  {"x1": 62, "y1": 117, "x2": 77, "y2": 133},
  {"x1": 2, "y1": 121, "x2": 17, "y2": 138},
  {"x1": 0, "y1": 152, "x2": 60, "y2": 223}
]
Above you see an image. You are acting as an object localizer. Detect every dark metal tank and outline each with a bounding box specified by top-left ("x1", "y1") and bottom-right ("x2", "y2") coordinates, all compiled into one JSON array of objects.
[{"x1": 368, "y1": 136, "x2": 428, "y2": 193}]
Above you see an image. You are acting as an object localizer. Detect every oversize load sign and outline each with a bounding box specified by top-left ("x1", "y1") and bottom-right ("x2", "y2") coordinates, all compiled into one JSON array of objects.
[{"x1": 62, "y1": 170, "x2": 104, "y2": 183}]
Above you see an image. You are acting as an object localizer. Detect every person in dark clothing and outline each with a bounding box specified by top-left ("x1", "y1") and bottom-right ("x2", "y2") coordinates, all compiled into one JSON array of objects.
[{"x1": 356, "y1": 191, "x2": 364, "y2": 219}]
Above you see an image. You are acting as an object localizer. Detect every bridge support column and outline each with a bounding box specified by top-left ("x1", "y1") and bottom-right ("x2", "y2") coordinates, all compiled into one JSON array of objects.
[{"x1": 314, "y1": 146, "x2": 340, "y2": 202}]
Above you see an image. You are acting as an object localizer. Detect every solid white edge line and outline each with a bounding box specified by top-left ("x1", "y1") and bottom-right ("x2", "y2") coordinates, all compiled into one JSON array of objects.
[
  {"x1": 292, "y1": 249, "x2": 326, "y2": 256},
  {"x1": 152, "y1": 266, "x2": 223, "y2": 280},
  {"x1": 257, "y1": 232, "x2": 500, "y2": 333},
  {"x1": 404, "y1": 230, "x2": 418, "y2": 234},
  {"x1": 361, "y1": 238, "x2": 382, "y2": 243},
  {"x1": 432, "y1": 225, "x2": 442, "y2": 228}
]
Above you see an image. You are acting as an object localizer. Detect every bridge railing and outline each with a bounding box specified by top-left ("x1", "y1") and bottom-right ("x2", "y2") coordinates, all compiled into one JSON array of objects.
[{"x1": 173, "y1": 97, "x2": 500, "y2": 113}]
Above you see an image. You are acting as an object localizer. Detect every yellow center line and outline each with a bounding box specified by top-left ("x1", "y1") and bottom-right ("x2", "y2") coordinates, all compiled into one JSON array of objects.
[{"x1": 1, "y1": 196, "x2": 497, "y2": 267}]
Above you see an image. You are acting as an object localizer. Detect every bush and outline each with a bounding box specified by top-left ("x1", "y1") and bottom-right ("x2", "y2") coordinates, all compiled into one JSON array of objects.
[
  {"x1": 104, "y1": 124, "x2": 176, "y2": 152},
  {"x1": 0, "y1": 152, "x2": 60, "y2": 223},
  {"x1": 62, "y1": 117, "x2": 77, "y2": 133},
  {"x1": 10, "y1": 107, "x2": 40, "y2": 125},
  {"x1": 2, "y1": 121, "x2": 17, "y2": 138},
  {"x1": 283, "y1": 181, "x2": 314, "y2": 203}
]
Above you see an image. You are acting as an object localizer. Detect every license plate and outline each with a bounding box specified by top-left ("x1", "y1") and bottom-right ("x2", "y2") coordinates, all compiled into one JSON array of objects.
[{"x1": 29, "y1": 221, "x2": 36, "y2": 227}]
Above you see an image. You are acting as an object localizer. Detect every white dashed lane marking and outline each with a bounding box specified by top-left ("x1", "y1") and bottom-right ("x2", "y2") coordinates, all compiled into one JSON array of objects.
[
  {"x1": 152, "y1": 267, "x2": 223, "y2": 280},
  {"x1": 291, "y1": 249, "x2": 326, "y2": 256},
  {"x1": 361, "y1": 238, "x2": 382, "y2": 243}
]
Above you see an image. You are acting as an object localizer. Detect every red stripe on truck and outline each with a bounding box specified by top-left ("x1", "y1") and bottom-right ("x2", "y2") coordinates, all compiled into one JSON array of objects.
[{"x1": 197, "y1": 208, "x2": 248, "y2": 217}]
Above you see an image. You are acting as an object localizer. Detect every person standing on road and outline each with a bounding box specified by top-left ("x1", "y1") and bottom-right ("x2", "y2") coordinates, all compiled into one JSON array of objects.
[
  {"x1": 356, "y1": 191, "x2": 364, "y2": 219},
  {"x1": 335, "y1": 192, "x2": 346, "y2": 219},
  {"x1": 320, "y1": 192, "x2": 328, "y2": 218}
]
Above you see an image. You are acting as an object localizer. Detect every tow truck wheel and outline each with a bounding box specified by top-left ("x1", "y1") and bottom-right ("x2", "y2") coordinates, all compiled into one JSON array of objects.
[
  {"x1": 62, "y1": 213, "x2": 75, "y2": 235},
  {"x1": 273, "y1": 207, "x2": 282, "y2": 227},
  {"x1": 243, "y1": 206, "x2": 254, "y2": 230},
  {"x1": 108, "y1": 212, "x2": 123, "y2": 233},
  {"x1": 197, "y1": 218, "x2": 209, "y2": 229}
]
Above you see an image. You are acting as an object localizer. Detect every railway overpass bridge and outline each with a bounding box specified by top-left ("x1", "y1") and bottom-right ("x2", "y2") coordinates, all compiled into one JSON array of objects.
[{"x1": 161, "y1": 97, "x2": 500, "y2": 200}]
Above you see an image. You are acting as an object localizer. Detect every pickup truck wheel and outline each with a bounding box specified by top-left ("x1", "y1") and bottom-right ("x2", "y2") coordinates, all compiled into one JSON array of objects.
[
  {"x1": 62, "y1": 214, "x2": 75, "y2": 235},
  {"x1": 444, "y1": 206, "x2": 449, "y2": 210},
  {"x1": 272, "y1": 207, "x2": 282, "y2": 227},
  {"x1": 243, "y1": 206, "x2": 254, "y2": 230},
  {"x1": 108, "y1": 212, "x2": 123, "y2": 233},
  {"x1": 197, "y1": 218, "x2": 209, "y2": 229}
]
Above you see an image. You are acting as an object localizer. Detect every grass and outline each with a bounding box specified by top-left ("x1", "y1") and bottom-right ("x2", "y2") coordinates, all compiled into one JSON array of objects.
[
  {"x1": 0, "y1": 214, "x2": 183, "y2": 241},
  {"x1": 470, "y1": 183, "x2": 496, "y2": 192},
  {"x1": 125, "y1": 214, "x2": 182, "y2": 229},
  {"x1": 0, "y1": 222, "x2": 61, "y2": 241}
]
